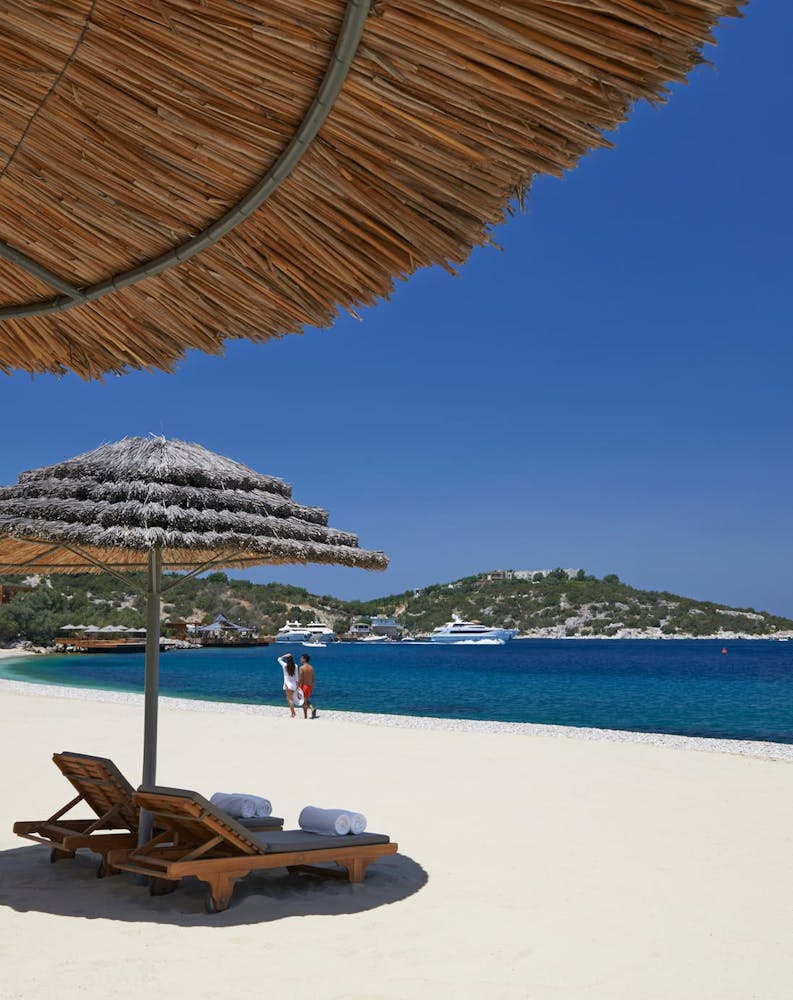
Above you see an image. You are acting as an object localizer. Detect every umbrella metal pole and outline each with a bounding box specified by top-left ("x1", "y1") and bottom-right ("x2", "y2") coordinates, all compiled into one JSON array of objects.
[{"x1": 138, "y1": 547, "x2": 162, "y2": 851}]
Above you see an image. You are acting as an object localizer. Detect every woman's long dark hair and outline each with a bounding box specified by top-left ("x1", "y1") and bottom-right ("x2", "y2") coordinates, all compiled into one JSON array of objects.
[{"x1": 283, "y1": 653, "x2": 296, "y2": 676}]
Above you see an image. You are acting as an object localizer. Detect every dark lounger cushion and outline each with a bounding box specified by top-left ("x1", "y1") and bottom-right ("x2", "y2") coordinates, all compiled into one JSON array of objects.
[
  {"x1": 237, "y1": 816, "x2": 284, "y2": 831},
  {"x1": 252, "y1": 829, "x2": 391, "y2": 854}
]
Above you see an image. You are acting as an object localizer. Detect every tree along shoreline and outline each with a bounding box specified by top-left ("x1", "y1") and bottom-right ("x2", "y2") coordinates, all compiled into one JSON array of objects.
[{"x1": 0, "y1": 568, "x2": 791, "y2": 646}]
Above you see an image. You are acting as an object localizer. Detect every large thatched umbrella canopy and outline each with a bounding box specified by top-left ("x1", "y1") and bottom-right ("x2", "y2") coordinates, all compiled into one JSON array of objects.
[
  {"x1": 0, "y1": 0, "x2": 742, "y2": 378},
  {"x1": 0, "y1": 437, "x2": 387, "y2": 827}
]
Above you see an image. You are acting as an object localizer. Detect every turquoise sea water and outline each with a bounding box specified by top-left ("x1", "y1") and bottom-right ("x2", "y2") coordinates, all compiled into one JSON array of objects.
[{"x1": 2, "y1": 639, "x2": 793, "y2": 742}]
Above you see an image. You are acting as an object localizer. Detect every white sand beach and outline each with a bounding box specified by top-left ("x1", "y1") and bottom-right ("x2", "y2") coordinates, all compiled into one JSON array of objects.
[
  {"x1": 2, "y1": 682, "x2": 792, "y2": 1000},
  {"x1": 0, "y1": 647, "x2": 37, "y2": 660}
]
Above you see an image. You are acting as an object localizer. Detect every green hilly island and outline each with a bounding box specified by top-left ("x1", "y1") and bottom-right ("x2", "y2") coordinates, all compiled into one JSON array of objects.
[{"x1": 1, "y1": 569, "x2": 792, "y2": 645}]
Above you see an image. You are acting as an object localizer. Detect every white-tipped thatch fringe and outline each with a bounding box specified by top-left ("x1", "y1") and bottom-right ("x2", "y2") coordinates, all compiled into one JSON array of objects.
[{"x1": 0, "y1": 436, "x2": 388, "y2": 572}]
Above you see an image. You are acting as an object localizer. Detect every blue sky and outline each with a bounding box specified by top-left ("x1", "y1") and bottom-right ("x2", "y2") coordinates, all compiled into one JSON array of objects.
[{"x1": 2, "y1": 5, "x2": 792, "y2": 615}]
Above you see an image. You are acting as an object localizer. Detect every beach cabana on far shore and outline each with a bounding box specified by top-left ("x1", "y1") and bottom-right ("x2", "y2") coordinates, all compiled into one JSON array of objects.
[
  {"x1": 194, "y1": 614, "x2": 262, "y2": 648},
  {"x1": 54, "y1": 624, "x2": 147, "y2": 655},
  {"x1": 0, "y1": 436, "x2": 388, "y2": 842},
  {"x1": 0, "y1": 1, "x2": 743, "y2": 378}
]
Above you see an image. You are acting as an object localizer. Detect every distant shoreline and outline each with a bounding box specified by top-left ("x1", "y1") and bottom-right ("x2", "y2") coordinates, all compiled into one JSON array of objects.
[
  {"x1": 512, "y1": 633, "x2": 793, "y2": 641},
  {"x1": 2, "y1": 633, "x2": 792, "y2": 662},
  {"x1": 0, "y1": 647, "x2": 38, "y2": 660}
]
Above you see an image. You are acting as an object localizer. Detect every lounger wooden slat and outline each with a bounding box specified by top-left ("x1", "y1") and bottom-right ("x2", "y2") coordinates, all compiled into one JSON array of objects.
[
  {"x1": 108, "y1": 786, "x2": 399, "y2": 912},
  {"x1": 32, "y1": 821, "x2": 101, "y2": 838},
  {"x1": 14, "y1": 818, "x2": 99, "y2": 836}
]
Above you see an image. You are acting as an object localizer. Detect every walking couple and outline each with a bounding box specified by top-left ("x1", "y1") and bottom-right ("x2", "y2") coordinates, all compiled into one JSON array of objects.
[{"x1": 278, "y1": 653, "x2": 317, "y2": 719}]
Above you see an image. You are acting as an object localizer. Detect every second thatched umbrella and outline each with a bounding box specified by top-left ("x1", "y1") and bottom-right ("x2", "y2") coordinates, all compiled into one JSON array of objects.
[{"x1": 0, "y1": 436, "x2": 387, "y2": 839}]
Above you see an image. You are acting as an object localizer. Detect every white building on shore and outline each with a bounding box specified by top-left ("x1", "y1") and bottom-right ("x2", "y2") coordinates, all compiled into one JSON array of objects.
[{"x1": 485, "y1": 568, "x2": 583, "y2": 582}]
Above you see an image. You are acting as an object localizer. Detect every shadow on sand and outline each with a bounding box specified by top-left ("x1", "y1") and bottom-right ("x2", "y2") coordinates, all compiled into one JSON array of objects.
[{"x1": 0, "y1": 844, "x2": 428, "y2": 926}]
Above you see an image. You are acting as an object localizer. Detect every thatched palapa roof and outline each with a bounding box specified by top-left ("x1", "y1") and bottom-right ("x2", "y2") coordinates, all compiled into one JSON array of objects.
[
  {"x1": 0, "y1": 436, "x2": 388, "y2": 573},
  {"x1": 0, "y1": 0, "x2": 743, "y2": 378}
]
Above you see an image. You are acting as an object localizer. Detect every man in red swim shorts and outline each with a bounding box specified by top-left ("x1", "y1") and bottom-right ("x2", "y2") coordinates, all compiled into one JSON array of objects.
[{"x1": 298, "y1": 654, "x2": 317, "y2": 719}]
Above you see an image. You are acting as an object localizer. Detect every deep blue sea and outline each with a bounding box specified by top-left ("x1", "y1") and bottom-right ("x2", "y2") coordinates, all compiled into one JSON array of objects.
[{"x1": 2, "y1": 639, "x2": 793, "y2": 742}]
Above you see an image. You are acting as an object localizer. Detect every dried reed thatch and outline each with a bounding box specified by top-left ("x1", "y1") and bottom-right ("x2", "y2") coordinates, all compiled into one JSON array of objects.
[
  {"x1": 0, "y1": 1, "x2": 743, "y2": 378},
  {"x1": 0, "y1": 436, "x2": 388, "y2": 573}
]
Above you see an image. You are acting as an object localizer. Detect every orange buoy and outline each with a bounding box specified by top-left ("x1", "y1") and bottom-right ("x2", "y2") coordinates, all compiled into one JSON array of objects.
[{"x1": 721, "y1": 647, "x2": 728, "y2": 654}]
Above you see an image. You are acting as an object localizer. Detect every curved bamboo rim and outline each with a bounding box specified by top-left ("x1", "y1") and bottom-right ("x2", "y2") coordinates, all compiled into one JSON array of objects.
[
  {"x1": 0, "y1": 0, "x2": 371, "y2": 319},
  {"x1": 0, "y1": 0, "x2": 744, "y2": 377}
]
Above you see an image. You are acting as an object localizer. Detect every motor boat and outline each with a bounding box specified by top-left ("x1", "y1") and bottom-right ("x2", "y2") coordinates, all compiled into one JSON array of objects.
[
  {"x1": 430, "y1": 615, "x2": 519, "y2": 644},
  {"x1": 274, "y1": 620, "x2": 312, "y2": 643},
  {"x1": 305, "y1": 621, "x2": 336, "y2": 642}
]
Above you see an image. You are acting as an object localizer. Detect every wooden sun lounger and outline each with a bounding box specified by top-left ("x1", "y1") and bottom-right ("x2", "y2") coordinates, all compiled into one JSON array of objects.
[
  {"x1": 13, "y1": 753, "x2": 283, "y2": 876},
  {"x1": 13, "y1": 752, "x2": 140, "y2": 873},
  {"x1": 107, "y1": 786, "x2": 398, "y2": 912}
]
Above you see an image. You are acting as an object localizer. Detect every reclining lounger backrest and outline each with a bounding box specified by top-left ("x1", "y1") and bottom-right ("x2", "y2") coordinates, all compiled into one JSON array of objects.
[
  {"x1": 54, "y1": 751, "x2": 139, "y2": 830},
  {"x1": 134, "y1": 786, "x2": 269, "y2": 856}
]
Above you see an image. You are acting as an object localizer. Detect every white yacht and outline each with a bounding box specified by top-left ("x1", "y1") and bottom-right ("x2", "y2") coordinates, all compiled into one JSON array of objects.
[
  {"x1": 274, "y1": 620, "x2": 312, "y2": 643},
  {"x1": 430, "y1": 616, "x2": 519, "y2": 644},
  {"x1": 304, "y1": 621, "x2": 336, "y2": 643}
]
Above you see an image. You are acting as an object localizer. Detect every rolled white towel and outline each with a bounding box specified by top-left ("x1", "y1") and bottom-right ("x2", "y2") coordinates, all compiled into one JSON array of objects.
[
  {"x1": 210, "y1": 792, "x2": 256, "y2": 819},
  {"x1": 298, "y1": 806, "x2": 351, "y2": 836},
  {"x1": 248, "y1": 795, "x2": 272, "y2": 818},
  {"x1": 347, "y1": 811, "x2": 367, "y2": 835}
]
